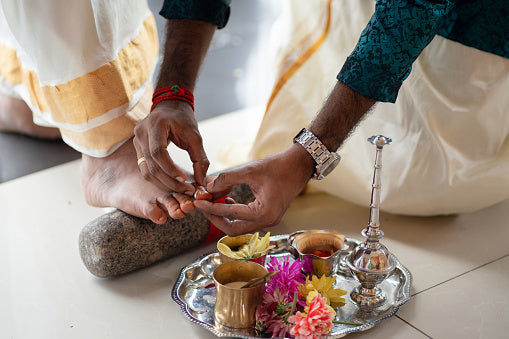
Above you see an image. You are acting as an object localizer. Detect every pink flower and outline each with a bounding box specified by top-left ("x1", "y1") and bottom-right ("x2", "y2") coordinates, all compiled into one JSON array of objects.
[
  {"x1": 288, "y1": 292, "x2": 336, "y2": 339},
  {"x1": 255, "y1": 286, "x2": 297, "y2": 338},
  {"x1": 266, "y1": 256, "x2": 306, "y2": 301}
]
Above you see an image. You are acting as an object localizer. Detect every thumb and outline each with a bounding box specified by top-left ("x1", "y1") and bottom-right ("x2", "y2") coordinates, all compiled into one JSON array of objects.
[
  {"x1": 207, "y1": 166, "x2": 251, "y2": 194},
  {"x1": 186, "y1": 143, "x2": 209, "y2": 186}
]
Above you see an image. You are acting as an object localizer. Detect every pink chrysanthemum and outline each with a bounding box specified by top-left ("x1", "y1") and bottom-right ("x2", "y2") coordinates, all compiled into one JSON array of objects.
[
  {"x1": 288, "y1": 292, "x2": 336, "y2": 339},
  {"x1": 266, "y1": 256, "x2": 306, "y2": 300},
  {"x1": 255, "y1": 286, "x2": 297, "y2": 338}
]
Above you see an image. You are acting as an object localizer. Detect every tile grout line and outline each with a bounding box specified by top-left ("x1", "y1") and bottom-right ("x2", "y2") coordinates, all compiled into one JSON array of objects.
[
  {"x1": 395, "y1": 315, "x2": 434, "y2": 338},
  {"x1": 411, "y1": 253, "x2": 509, "y2": 297}
]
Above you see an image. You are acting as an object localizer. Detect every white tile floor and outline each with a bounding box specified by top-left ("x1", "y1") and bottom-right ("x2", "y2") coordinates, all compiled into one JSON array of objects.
[{"x1": 1, "y1": 108, "x2": 508, "y2": 339}]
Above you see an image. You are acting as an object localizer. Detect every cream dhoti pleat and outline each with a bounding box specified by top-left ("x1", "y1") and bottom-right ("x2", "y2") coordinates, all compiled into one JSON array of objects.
[
  {"x1": 0, "y1": 0, "x2": 158, "y2": 157},
  {"x1": 247, "y1": 0, "x2": 509, "y2": 216}
]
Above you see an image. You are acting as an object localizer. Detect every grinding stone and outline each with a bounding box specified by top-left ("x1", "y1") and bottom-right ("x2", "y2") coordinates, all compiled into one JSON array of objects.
[{"x1": 79, "y1": 184, "x2": 254, "y2": 277}]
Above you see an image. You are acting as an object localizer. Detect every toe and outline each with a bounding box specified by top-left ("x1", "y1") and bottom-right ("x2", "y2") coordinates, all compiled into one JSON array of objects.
[
  {"x1": 158, "y1": 194, "x2": 186, "y2": 219},
  {"x1": 173, "y1": 192, "x2": 195, "y2": 214},
  {"x1": 145, "y1": 203, "x2": 167, "y2": 224}
]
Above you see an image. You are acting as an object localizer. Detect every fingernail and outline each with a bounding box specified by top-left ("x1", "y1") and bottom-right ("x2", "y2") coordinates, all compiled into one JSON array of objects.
[
  {"x1": 176, "y1": 176, "x2": 185, "y2": 183},
  {"x1": 185, "y1": 190, "x2": 194, "y2": 196}
]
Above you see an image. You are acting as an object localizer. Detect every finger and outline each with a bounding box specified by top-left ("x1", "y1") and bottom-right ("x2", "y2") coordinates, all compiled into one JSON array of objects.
[
  {"x1": 136, "y1": 144, "x2": 194, "y2": 193},
  {"x1": 186, "y1": 138, "x2": 209, "y2": 185},
  {"x1": 200, "y1": 211, "x2": 265, "y2": 236},
  {"x1": 157, "y1": 194, "x2": 185, "y2": 219},
  {"x1": 194, "y1": 199, "x2": 256, "y2": 221},
  {"x1": 204, "y1": 175, "x2": 231, "y2": 200},
  {"x1": 172, "y1": 192, "x2": 195, "y2": 214},
  {"x1": 206, "y1": 166, "x2": 253, "y2": 194},
  {"x1": 135, "y1": 124, "x2": 195, "y2": 193},
  {"x1": 148, "y1": 130, "x2": 189, "y2": 183},
  {"x1": 224, "y1": 197, "x2": 236, "y2": 204},
  {"x1": 143, "y1": 159, "x2": 194, "y2": 193}
]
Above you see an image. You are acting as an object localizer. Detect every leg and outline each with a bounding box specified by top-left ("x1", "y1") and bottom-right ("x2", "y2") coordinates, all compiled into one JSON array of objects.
[{"x1": 0, "y1": 92, "x2": 60, "y2": 139}]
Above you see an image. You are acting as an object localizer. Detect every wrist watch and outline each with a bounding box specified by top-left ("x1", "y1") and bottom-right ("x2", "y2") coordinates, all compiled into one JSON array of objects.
[{"x1": 293, "y1": 128, "x2": 341, "y2": 180}]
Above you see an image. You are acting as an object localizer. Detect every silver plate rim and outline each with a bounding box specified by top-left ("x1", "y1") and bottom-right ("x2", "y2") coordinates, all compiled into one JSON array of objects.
[{"x1": 171, "y1": 234, "x2": 412, "y2": 338}]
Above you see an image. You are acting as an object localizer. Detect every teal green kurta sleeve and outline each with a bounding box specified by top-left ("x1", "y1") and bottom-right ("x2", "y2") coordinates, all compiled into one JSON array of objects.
[
  {"x1": 337, "y1": 0, "x2": 456, "y2": 103},
  {"x1": 160, "y1": 0, "x2": 232, "y2": 29}
]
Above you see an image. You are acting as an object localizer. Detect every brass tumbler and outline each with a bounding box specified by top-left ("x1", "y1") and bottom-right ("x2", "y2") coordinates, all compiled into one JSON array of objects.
[
  {"x1": 213, "y1": 260, "x2": 267, "y2": 329},
  {"x1": 288, "y1": 229, "x2": 346, "y2": 277}
]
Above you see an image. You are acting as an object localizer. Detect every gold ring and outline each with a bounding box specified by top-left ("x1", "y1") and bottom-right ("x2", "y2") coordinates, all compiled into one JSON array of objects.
[{"x1": 137, "y1": 157, "x2": 146, "y2": 166}]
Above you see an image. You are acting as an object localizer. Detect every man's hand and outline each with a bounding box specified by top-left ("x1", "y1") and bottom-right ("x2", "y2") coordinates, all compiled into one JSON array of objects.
[
  {"x1": 133, "y1": 99, "x2": 208, "y2": 194},
  {"x1": 134, "y1": 19, "x2": 215, "y2": 194},
  {"x1": 194, "y1": 144, "x2": 315, "y2": 235}
]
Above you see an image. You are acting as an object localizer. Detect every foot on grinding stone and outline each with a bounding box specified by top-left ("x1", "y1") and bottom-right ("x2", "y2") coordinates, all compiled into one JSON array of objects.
[{"x1": 79, "y1": 184, "x2": 254, "y2": 278}]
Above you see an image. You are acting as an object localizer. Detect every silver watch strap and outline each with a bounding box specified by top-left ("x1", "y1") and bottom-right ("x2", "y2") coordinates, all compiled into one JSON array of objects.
[{"x1": 293, "y1": 128, "x2": 332, "y2": 167}]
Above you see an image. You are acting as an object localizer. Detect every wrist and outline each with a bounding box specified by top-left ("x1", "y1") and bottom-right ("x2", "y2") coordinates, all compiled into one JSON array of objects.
[
  {"x1": 293, "y1": 128, "x2": 341, "y2": 180},
  {"x1": 150, "y1": 98, "x2": 194, "y2": 117},
  {"x1": 151, "y1": 85, "x2": 194, "y2": 111},
  {"x1": 288, "y1": 143, "x2": 316, "y2": 181}
]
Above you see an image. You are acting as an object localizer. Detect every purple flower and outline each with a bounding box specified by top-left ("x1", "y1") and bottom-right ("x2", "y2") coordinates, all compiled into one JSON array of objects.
[{"x1": 266, "y1": 256, "x2": 306, "y2": 300}]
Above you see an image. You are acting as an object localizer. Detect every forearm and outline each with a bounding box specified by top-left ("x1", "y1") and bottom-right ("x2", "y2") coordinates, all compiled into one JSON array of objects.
[
  {"x1": 156, "y1": 19, "x2": 216, "y2": 91},
  {"x1": 309, "y1": 81, "x2": 375, "y2": 152}
]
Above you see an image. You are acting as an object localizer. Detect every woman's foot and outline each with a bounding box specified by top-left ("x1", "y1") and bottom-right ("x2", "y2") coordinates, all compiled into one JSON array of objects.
[
  {"x1": 0, "y1": 93, "x2": 61, "y2": 139},
  {"x1": 81, "y1": 138, "x2": 196, "y2": 224}
]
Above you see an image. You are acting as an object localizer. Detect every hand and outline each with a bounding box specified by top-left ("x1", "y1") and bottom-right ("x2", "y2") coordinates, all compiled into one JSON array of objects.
[
  {"x1": 157, "y1": 174, "x2": 216, "y2": 221},
  {"x1": 194, "y1": 145, "x2": 315, "y2": 235},
  {"x1": 133, "y1": 100, "x2": 210, "y2": 194}
]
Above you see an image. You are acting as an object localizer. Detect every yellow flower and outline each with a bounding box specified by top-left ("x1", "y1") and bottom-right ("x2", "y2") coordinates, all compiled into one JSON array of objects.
[
  {"x1": 298, "y1": 275, "x2": 347, "y2": 308},
  {"x1": 217, "y1": 232, "x2": 274, "y2": 259}
]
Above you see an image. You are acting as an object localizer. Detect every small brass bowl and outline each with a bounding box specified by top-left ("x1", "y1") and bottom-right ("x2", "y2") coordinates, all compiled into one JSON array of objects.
[
  {"x1": 217, "y1": 234, "x2": 268, "y2": 266},
  {"x1": 213, "y1": 260, "x2": 267, "y2": 329},
  {"x1": 288, "y1": 229, "x2": 346, "y2": 277}
]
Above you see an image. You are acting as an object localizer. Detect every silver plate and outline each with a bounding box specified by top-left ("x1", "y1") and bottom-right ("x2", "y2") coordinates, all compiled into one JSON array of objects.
[{"x1": 171, "y1": 234, "x2": 412, "y2": 338}]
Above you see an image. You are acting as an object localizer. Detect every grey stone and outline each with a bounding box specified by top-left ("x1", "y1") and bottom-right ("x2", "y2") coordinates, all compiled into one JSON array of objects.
[{"x1": 79, "y1": 184, "x2": 254, "y2": 278}]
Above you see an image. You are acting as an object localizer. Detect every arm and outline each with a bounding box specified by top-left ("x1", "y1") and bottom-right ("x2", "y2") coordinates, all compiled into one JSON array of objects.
[
  {"x1": 194, "y1": 82, "x2": 375, "y2": 235},
  {"x1": 133, "y1": 19, "x2": 214, "y2": 194},
  {"x1": 194, "y1": 0, "x2": 455, "y2": 234}
]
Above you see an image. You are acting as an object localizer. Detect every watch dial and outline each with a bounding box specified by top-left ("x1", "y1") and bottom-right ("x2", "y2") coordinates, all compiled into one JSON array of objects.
[{"x1": 322, "y1": 157, "x2": 341, "y2": 177}]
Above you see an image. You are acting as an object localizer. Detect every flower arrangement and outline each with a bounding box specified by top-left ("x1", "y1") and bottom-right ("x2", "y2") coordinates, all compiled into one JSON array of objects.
[{"x1": 255, "y1": 256, "x2": 353, "y2": 339}]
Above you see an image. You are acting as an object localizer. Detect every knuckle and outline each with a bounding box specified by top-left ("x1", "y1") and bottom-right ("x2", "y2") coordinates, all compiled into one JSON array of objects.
[
  {"x1": 146, "y1": 163, "x2": 160, "y2": 176},
  {"x1": 140, "y1": 170, "x2": 151, "y2": 181},
  {"x1": 133, "y1": 124, "x2": 143, "y2": 136},
  {"x1": 215, "y1": 173, "x2": 227, "y2": 184},
  {"x1": 192, "y1": 133, "x2": 203, "y2": 144},
  {"x1": 150, "y1": 146, "x2": 166, "y2": 158}
]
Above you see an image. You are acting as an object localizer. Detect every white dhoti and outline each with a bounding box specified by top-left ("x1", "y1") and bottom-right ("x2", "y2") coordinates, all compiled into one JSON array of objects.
[
  {"x1": 0, "y1": 0, "x2": 158, "y2": 157},
  {"x1": 248, "y1": 0, "x2": 509, "y2": 216}
]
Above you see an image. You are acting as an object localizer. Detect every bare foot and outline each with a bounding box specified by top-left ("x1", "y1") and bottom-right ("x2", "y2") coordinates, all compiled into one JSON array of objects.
[
  {"x1": 81, "y1": 138, "x2": 196, "y2": 224},
  {"x1": 0, "y1": 92, "x2": 61, "y2": 139}
]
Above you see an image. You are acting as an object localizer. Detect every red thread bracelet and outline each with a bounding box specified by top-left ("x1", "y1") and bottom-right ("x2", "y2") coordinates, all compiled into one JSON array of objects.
[{"x1": 151, "y1": 85, "x2": 194, "y2": 111}]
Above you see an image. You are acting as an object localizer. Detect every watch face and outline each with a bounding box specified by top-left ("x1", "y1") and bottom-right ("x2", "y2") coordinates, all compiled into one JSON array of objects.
[{"x1": 316, "y1": 154, "x2": 341, "y2": 179}]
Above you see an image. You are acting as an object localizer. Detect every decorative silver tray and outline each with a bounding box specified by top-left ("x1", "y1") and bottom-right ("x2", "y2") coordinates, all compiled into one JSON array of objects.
[{"x1": 171, "y1": 234, "x2": 412, "y2": 338}]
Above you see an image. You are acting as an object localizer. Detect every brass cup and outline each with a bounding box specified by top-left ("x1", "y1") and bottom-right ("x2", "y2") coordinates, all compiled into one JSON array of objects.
[
  {"x1": 217, "y1": 234, "x2": 268, "y2": 266},
  {"x1": 213, "y1": 260, "x2": 268, "y2": 329},
  {"x1": 288, "y1": 229, "x2": 346, "y2": 277}
]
